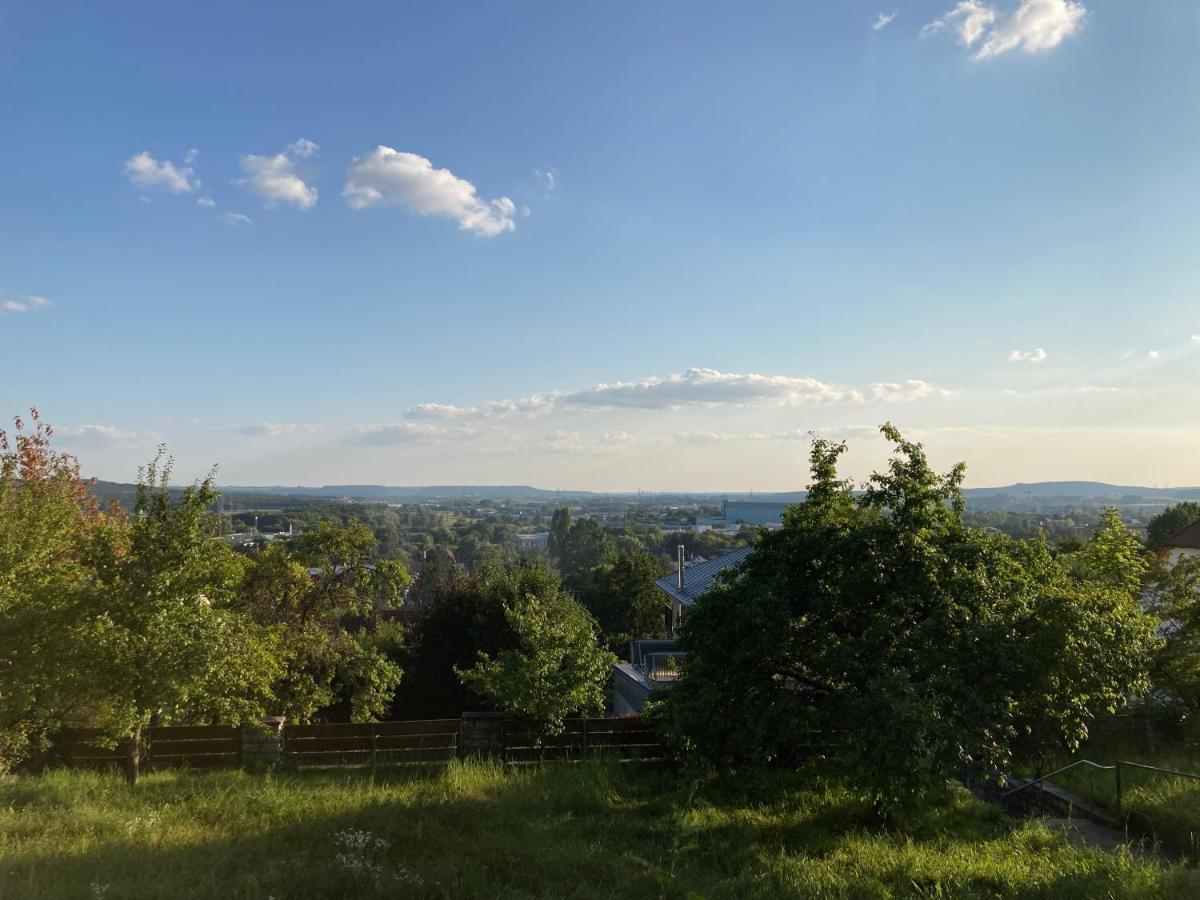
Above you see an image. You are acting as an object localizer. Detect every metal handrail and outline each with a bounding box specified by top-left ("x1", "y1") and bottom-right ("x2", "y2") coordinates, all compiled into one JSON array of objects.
[
  {"x1": 1000, "y1": 759, "x2": 1115, "y2": 799},
  {"x1": 1117, "y1": 761, "x2": 1200, "y2": 783},
  {"x1": 1002, "y1": 758, "x2": 1200, "y2": 809}
]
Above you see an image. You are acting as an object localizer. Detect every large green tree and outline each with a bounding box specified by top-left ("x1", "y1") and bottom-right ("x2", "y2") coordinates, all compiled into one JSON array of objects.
[
  {"x1": 455, "y1": 563, "x2": 615, "y2": 733},
  {"x1": 665, "y1": 425, "x2": 1157, "y2": 808},
  {"x1": 77, "y1": 455, "x2": 281, "y2": 783},
  {"x1": 578, "y1": 550, "x2": 669, "y2": 653},
  {"x1": 237, "y1": 522, "x2": 409, "y2": 723}
]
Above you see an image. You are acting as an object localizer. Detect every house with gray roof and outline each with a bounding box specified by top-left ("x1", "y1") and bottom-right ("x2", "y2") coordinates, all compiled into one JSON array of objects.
[{"x1": 611, "y1": 544, "x2": 754, "y2": 714}]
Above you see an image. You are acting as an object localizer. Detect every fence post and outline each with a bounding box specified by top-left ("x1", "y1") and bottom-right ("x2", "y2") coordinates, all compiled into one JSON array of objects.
[
  {"x1": 1116, "y1": 762, "x2": 1122, "y2": 809},
  {"x1": 460, "y1": 712, "x2": 505, "y2": 761},
  {"x1": 242, "y1": 716, "x2": 286, "y2": 768}
]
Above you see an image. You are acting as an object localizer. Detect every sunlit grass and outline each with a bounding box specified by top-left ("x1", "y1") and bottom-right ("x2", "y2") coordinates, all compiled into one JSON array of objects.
[
  {"x1": 0, "y1": 761, "x2": 1192, "y2": 898},
  {"x1": 1024, "y1": 738, "x2": 1200, "y2": 862}
]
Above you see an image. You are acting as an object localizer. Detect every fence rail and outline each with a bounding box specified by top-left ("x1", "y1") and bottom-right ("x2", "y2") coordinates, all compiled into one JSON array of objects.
[
  {"x1": 60, "y1": 715, "x2": 664, "y2": 771},
  {"x1": 502, "y1": 717, "x2": 664, "y2": 763},
  {"x1": 282, "y1": 719, "x2": 461, "y2": 766},
  {"x1": 62, "y1": 726, "x2": 242, "y2": 769}
]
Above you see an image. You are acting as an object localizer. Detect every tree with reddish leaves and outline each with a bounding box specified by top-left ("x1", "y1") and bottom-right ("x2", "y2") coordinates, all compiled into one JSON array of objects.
[{"x1": 0, "y1": 409, "x2": 113, "y2": 770}]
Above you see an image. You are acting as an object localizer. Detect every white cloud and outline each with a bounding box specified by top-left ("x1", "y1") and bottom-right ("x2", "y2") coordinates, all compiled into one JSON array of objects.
[
  {"x1": 402, "y1": 368, "x2": 952, "y2": 423},
  {"x1": 233, "y1": 423, "x2": 321, "y2": 437},
  {"x1": 1147, "y1": 349, "x2": 1161, "y2": 360},
  {"x1": 236, "y1": 148, "x2": 318, "y2": 209},
  {"x1": 343, "y1": 147, "x2": 517, "y2": 237},
  {"x1": 921, "y1": 1, "x2": 996, "y2": 46},
  {"x1": 922, "y1": 0, "x2": 1086, "y2": 60},
  {"x1": 534, "y1": 167, "x2": 557, "y2": 191},
  {"x1": 123, "y1": 151, "x2": 200, "y2": 194},
  {"x1": 348, "y1": 421, "x2": 482, "y2": 446},
  {"x1": 976, "y1": 0, "x2": 1086, "y2": 59},
  {"x1": 873, "y1": 10, "x2": 898, "y2": 30},
  {"x1": 287, "y1": 138, "x2": 319, "y2": 159},
  {"x1": 1192, "y1": 334, "x2": 1200, "y2": 345},
  {"x1": 223, "y1": 212, "x2": 253, "y2": 226},
  {"x1": 196, "y1": 196, "x2": 216, "y2": 207},
  {"x1": 868, "y1": 380, "x2": 952, "y2": 401},
  {"x1": 1008, "y1": 347, "x2": 1048, "y2": 363},
  {"x1": 2, "y1": 295, "x2": 51, "y2": 314},
  {"x1": 56, "y1": 425, "x2": 159, "y2": 448}
]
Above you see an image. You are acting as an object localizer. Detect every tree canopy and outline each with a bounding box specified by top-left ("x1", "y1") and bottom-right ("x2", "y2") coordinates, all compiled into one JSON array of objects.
[
  {"x1": 1148, "y1": 502, "x2": 1200, "y2": 548},
  {"x1": 664, "y1": 425, "x2": 1158, "y2": 807},
  {"x1": 455, "y1": 562, "x2": 615, "y2": 733}
]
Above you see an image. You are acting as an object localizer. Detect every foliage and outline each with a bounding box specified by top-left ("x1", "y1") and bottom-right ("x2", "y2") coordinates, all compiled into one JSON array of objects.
[
  {"x1": 237, "y1": 523, "x2": 409, "y2": 723},
  {"x1": 455, "y1": 563, "x2": 615, "y2": 733},
  {"x1": 77, "y1": 454, "x2": 281, "y2": 782},
  {"x1": 0, "y1": 763, "x2": 1188, "y2": 899},
  {"x1": 1145, "y1": 554, "x2": 1200, "y2": 722},
  {"x1": 665, "y1": 425, "x2": 1158, "y2": 808},
  {"x1": 547, "y1": 506, "x2": 668, "y2": 652},
  {"x1": 0, "y1": 410, "x2": 107, "y2": 771},
  {"x1": 578, "y1": 549, "x2": 669, "y2": 652},
  {"x1": 2, "y1": 415, "x2": 281, "y2": 781},
  {"x1": 1148, "y1": 502, "x2": 1200, "y2": 548}
]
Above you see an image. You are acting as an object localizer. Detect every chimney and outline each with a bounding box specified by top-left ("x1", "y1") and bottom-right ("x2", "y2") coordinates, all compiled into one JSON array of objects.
[{"x1": 677, "y1": 544, "x2": 685, "y2": 591}]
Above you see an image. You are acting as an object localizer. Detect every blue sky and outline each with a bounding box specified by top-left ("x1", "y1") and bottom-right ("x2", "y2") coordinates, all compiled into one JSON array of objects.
[{"x1": 3, "y1": 1, "x2": 1199, "y2": 489}]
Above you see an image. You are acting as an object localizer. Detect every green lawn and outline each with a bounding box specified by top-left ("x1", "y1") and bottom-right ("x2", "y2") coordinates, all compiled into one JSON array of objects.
[{"x1": 0, "y1": 761, "x2": 1193, "y2": 899}]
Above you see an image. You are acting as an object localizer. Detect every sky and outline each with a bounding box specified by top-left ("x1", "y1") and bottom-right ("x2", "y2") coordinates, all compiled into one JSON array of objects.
[{"x1": 2, "y1": 0, "x2": 1199, "y2": 491}]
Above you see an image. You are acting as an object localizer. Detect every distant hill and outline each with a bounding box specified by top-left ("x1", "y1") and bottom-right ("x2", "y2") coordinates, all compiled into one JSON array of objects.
[
  {"x1": 85, "y1": 479, "x2": 1200, "y2": 511},
  {"x1": 220, "y1": 484, "x2": 598, "y2": 501},
  {"x1": 965, "y1": 481, "x2": 1200, "y2": 499}
]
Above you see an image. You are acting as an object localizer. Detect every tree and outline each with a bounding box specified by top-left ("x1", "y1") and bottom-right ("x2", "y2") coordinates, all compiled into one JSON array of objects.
[
  {"x1": 0, "y1": 410, "x2": 106, "y2": 771},
  {"x1": 455, "y1": 563, "x2": 615, "y2": 734},
  {"x1": 1145, "y1": 554, "x2": 1200, "y2": 726},
  {"x1": 1148, "y1": 502, "x2": 1200, "y2": 548},
  {"x1": 665, "y1": 425, "x2": 1157, "y2": 809},
  {"x1": 79, "y1": 455, "x2": 281, "y2": 784},
  {"x1": 579, "y1": 550, "x2": 669, "y2": 653},
  {"x1": 237, "y1": 522, "x2": 409, "y2": 723},
  {"x1": 547, "y1": 507, "x2": 572, "y2": 559}
]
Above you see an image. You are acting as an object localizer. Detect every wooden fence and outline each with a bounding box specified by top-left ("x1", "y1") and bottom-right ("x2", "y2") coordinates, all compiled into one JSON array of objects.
[
  {"x1": 60, "y1": 716, "x2": 664, "y2": 770},
  {"x1": 282, "y1": 719, "x2": 461, "y2": 766},
  {"x1": 62, "y1": 725, "x2": 241, "y2": 769},
  {"x1": 503, "y1": 717, "x2": 664, "y2": 763}
]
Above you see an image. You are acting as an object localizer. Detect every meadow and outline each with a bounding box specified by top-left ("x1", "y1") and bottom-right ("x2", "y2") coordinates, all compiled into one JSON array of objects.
[{"x1": 0, "y1": 761, "x2": 1193, "y2": 899}]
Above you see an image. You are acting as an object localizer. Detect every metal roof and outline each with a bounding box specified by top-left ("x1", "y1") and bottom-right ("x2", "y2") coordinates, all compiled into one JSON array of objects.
[{"x1": 655, "y1": 544, "x2": 754, "y2": 607}]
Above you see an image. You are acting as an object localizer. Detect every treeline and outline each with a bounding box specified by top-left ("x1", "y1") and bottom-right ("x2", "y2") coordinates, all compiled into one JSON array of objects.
[
  {"x1": 0, "y1": 412, "x2": 618, "y2": 783},
  {"x1": 225, "y1": 498, "x2": 752, "y2": 575},
  {"x1": 661, "y1": 427, "x2": 1200, "y2": 810}
]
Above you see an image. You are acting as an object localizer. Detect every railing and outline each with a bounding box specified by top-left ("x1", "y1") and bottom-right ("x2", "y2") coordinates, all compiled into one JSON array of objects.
[{"x1": 1002, "y1": 758, "x2": 1200, "y2": 808}]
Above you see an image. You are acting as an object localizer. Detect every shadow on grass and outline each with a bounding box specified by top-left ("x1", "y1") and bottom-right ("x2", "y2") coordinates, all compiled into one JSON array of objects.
[{"x1": 1, "y1": 762, "x2": 1189, "y2": 900}]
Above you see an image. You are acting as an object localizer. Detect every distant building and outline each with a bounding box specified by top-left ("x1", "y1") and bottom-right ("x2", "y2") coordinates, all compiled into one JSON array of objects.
[
  {"x1": 516, "y1": 532, "x2": 550, "y2": 552},
  {"x1": 723, "y1": 499, "x2": 792, "y2": 529},
  {"x1": 1160, "y1": 520, "x2": 1200, "y2": 565}
]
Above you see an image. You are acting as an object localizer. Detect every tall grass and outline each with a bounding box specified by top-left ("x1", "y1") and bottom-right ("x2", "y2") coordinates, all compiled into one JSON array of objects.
[
  {"x1": 0, "y1": 761, "x2": 1192, "y2": 898},
  {"x1": 1018, "y1": 733, "x2": 1200, "y2": 863}
]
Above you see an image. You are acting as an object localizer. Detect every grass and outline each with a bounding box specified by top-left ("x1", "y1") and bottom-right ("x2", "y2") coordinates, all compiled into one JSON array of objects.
[
  {"x1": 1023, "y1": 739, "x2": 1200, "y2": 863},
  {"x1": 0, "y1": 761, "x2": 1194, "y2": 899}
]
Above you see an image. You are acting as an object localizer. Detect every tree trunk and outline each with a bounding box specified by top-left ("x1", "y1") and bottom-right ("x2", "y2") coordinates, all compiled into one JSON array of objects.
[{"x1": 123, "y1": 729, "x2": 141, "y2": 786}]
